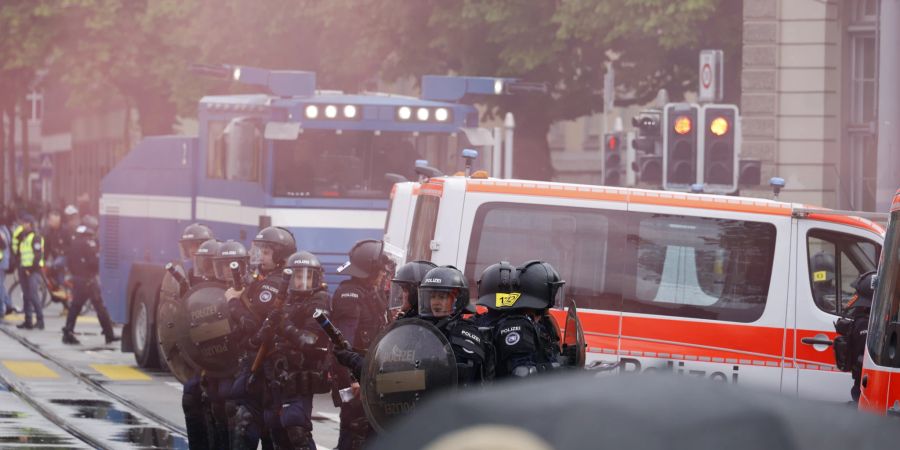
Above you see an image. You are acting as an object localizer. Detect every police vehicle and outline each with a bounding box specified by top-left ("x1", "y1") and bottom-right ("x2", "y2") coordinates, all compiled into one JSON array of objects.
[
  {"x1": 389, "y1": 174, "x2": 884, "y2": 402},
  {"x1": 858, "y1": 189, "x2": 900, "y2": 415},
  {"x1": 98, "y1": 65, "x2": 511, "y2": 368}
]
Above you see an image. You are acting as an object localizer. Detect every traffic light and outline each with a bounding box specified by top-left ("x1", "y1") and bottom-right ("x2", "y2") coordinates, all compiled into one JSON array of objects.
[
  {"x1": 701, "y1": 104, "x2": 739, "y2": 192},
  {"x1": 663, "y1": 103, "x2": 700, "y2": 190},
  {"x1": 603, "y1": 132, "x2": 624, "y2": 186},
  {"x1": 631, "y1": 109, "x2": 661, "y2": 153}
]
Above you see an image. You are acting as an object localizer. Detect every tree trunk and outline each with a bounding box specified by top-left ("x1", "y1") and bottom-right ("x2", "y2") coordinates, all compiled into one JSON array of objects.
[
  {"x1": 20, "y1": 97, "x2": 30, "y2": 202},
  {"x1": 0, "y1": 106, "x2": 5, "y2": 204},
  {"x1": 6, "y1": 106, "x2": 17, "y2": 202},
  {"x1": 132, "y1": 87, "x2": 177, "y2": 137},
  {"x1": 510, "y1": 107, "x2": 554, "y2": 181}
]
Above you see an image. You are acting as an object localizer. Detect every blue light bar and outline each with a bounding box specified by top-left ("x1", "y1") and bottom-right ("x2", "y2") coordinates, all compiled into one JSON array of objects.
[
  {"x1": 421, "y1": 75, "x2": 516, "y2": 101},
  {"x1": 232, "y1": 65, "x2": 316, "y2": 97}
]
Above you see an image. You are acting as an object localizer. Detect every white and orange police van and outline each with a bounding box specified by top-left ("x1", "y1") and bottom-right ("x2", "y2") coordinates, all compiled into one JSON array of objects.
[
  {"x1": 858, "y1": 189, "x2": 900, "y2": 414},
  {"x1": 390, "y1": 175, "x2": 884, "y2": 402}
]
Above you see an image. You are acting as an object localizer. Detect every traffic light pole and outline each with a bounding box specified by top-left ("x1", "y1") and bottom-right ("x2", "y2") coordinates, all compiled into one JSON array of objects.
[{"x1": 876, "y1": 0, "x2": 900, "y2": 212}]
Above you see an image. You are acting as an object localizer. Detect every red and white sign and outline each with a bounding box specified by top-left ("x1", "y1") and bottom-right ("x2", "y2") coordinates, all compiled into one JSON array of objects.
[{"x1": 698, "y1": 50, "x2": 723, "y2": 103}]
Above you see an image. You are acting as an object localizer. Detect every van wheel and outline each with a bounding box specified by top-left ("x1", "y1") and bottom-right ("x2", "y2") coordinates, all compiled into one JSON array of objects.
[{"x1": 131, "y1": 287, "x2": 160, "y2": 369}]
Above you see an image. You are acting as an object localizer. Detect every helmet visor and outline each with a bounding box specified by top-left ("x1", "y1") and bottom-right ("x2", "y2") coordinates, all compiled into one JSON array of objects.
[
  {"x1": 249, "y1": 242, "x2": 276, "y2": 270},
  {"x1": 418, "y1": 288, "x2": 458, "y2": 318},
  {"x1": 551, "y1": 281, "x2": 567, "y2": 309},
  {"x1": 194, "y1": 254, "x2": 216, "y2": 279},
  {"x1": 389, "y1": 282, "x2": 412, "y2": 314},
  {"x1": 290, "y1": 267, "x2": 321, "y2": 293},
  {"x1": 213, "y1": 257, "x2": 248, "y2": 283},
  {"x1": 179, "y1": 240, "x2": 203, "y2": 261}
]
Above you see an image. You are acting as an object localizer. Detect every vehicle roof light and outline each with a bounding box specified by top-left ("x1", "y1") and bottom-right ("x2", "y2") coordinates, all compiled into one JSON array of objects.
[
  {"x1": 710, "y1": 116, "x2": 729, "y2": 136},
  {"x1": 325, "y1": 105, "x2": 338, "y2": 119},
  {"x1": 232, "y1": 67, "x2": 242, "y2": 81},
  {"x1": 494, "y1": 79, "x2": 504, "y2": 95},
  {"x1": 398, "y1": 106, "x2": 412, "y2": 120},
  {"x1": 343, "y1": 104, "x2": 357, "y2": 119},
  {"x1": 304, "y1": 104, "x2": 319, "y2": 119},
  {"x1": 435, "y1": 107, "x2": 449, "y2": 122},
  {"x1": 674, "y1": 115, "x2": 692, "y2": 135},
  {"x1": 416, "y1": 107, "x2": 430, "y2": 121}
]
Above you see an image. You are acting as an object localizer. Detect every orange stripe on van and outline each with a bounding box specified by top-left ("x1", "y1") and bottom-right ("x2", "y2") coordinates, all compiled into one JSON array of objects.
[
  {"x1": 806, "y1": 213, "x2": 884, "y2": 235},
  {"x1": 466, "y1": 180, "x2": 793, "y2": 216},
  {"x1": 420, "y1": 182, "x2": 444, "y2": 197}
]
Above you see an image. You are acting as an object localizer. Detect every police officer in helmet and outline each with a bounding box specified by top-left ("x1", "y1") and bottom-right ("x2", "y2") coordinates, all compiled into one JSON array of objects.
[
  {"x1": 476, "y1": 260, "x2": 565, "y2": 378},
  {"x1": 259, "y1": 251, "x2": 331, "y2": 449},
  {"x1": 62, "y1": 219, "x2": 117, "y2": 345},
  {"x1": 193, "y1": 239, "x2": 221, "y2": 282},
  {"x1": 226, "y1": 226, "x2": 297, "y2": 450},
  {"x1": 331, "y1": 239, "x2": 395, "y2": 450},
  {"x1": 179, "y1": 223, "x2": 215, "y2": 285},
  {"x1": 835, "y1": 270, "x2": 877, "y2": 403},
  {"x1": 390, "y1": 260, "x2": 437, "y2": 319},
  {"x1": 418, "y1": 265, "x2": 489, "y2": 387}
]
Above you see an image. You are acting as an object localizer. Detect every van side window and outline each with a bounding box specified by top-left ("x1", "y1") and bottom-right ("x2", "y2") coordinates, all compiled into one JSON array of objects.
[
  {"x1": 806, "y1": 230, "x2": 880, "y2": 316},
  {"x1": 207, "y1": 117, "x2": 262, "y2": 182},
  {"x1": 624, "y1": 214, "x2": 776, "y2": 323},
  {"x1": 465, "y1": 203, "x2": 621, "y2": 311}
]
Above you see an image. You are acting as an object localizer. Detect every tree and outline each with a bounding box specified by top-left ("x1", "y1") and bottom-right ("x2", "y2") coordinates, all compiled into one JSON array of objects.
[{"x1": 323, "y1": 0, "x2": 742, "y2": 180}]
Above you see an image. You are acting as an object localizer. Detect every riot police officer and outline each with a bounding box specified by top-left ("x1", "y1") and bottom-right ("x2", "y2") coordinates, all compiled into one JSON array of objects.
[
  {"x1": 179, "y1": 223, "x2": 216, "y2": 287},
  {"x1": 476, "y1": 260, "x2": 565, "y2": 378},
  {"x1": 226, "y1": 226, "x2": 297, "y2": 450},
  {"x1": 331, "y1": 239, "x2": 395, "y2": 450},
  {"x1": 834, "y1": 270, "x2": 877, "y2": 403},
  {"x1": 259, "y1": 251, "x2": 331, "y2": 449},
  {"x1": 61, "y1": 219, "x2": 117, "y2": 345},
  {"x1": 389, "y1": 260, "x2": 437, "y2": 319},
  {"x1": 417, "y1": 266, "x2": 489, "y2": 387},
  {"x1": 161, "y1": 223, "x2": 217, "y2": 450},
  {"x1": 193, "y1": 239, "x2": 221, "y2": 282}
]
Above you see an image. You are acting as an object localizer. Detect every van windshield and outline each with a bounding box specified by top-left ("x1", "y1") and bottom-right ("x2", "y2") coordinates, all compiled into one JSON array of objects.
[
  {"x1": 867, "y1": 209, "x2": 900, "y2": 367},
  {"x1": 407, "y1": 194, "x2": 440, "y2": 261}
]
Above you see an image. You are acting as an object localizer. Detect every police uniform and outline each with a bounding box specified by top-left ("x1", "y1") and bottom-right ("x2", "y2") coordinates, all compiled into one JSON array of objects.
[
  {"x1": 263, "y1": 290, "x2": 331, "y2": 449},
  {"x1": 331, "y1": 277, "x2": 389, "y2": 450},
  {"x1": 230, "y1": 271, "x2": 285, "y2": 450},
  {"x1": 485, "y1": 312, "x2": 558, "y2": 378},
  {"x1": 63, "y1": 227, "x2": 115, "y2": 341}
]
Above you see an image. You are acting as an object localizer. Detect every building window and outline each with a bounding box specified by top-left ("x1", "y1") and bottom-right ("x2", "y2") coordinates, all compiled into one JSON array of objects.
[{"x1": 845, "y1": 0, "x2": 879, "y2": 211}]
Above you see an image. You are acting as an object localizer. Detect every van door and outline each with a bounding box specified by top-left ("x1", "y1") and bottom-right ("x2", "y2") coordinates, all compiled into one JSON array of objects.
[
  {"x1": 794, "y1": 220, "x2": 880, "y2": 401},
  {"x1": 618, "y1": 206, "x2": 787, "y2": 389},
  {"x1": 458, "y1": 193, "x2": 626, "y2": 368}
]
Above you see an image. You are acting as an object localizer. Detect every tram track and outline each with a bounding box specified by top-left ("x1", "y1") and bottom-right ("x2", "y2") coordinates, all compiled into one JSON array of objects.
[{"x1": 0, "y1": 326, "x2": 187, "y2": 449}]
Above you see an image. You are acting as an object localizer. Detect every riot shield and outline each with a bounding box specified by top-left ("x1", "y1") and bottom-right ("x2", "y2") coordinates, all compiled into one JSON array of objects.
[
  {"x1": 159, "y1": 263, "x2": 187, "y2": 305},
  {"x1": 180, "y1": 282, "x2": 241, "y2": 378},
  {"x1": 562, "y1": 299, "x2": 586, "y2": 368},
  {"x1": 361, "y1": 319, "x2": 457, "y2": 432},
  {"x1": 156, "y1": 298, "x2": 198, "y2": 383}
]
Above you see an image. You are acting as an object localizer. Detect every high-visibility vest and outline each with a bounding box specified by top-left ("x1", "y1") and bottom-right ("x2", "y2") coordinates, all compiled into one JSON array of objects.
[
  {"x1": 18, "y1": 232, "x2": 44, "y2": 268},
  {"x1": 11, "y1": 225, "x2": 24, "y2": 257}
]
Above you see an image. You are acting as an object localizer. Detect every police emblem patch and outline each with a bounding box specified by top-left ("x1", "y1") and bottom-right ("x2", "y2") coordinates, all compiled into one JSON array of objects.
[
  {"x1": 505, "y1": 332, "x2": 520, "y2": 346},
  {"x1": 259, "y1": 290, "x2": 273, "y2": 303}
]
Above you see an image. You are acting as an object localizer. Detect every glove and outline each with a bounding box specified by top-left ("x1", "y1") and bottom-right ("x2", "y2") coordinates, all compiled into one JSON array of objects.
[{"x1": 334, "y1": 348, "x2": 361, "y2": 369}]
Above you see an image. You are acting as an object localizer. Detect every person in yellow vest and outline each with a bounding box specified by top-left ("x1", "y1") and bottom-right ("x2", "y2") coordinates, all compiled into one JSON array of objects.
[{"x1": 15, "y1": 214, "x2": 45, "y2": 330}]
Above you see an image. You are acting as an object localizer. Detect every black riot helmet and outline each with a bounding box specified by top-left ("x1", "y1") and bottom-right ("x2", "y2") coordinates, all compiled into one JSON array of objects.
[
  {"x1": 213, "y1": 240, "x2": 250, "y2": 283},
  {"x1": 250, "y1": 226, "x2": 297, "y2": 273},
  {"x1": 851, "y1": 270, "x2": 878, "y2": 300},
  {"x1": 515, "y1": 260, "x2": 566, "y2": 311},
  {"x1": 179, "y1": 223, "x2": 215, "y2": 261},
  {"x1": 286, "y1": 251, "x2": 325, "y2": 296},
  {"x1": 418, "y1": 266, "x2": 469, "y2": 318},
  {"x1": 476, "y1": 261, "x2": 519, "y2": 310},
  {"x1": 338, "y1": 239, "x2": 394, "y2": 279},
  {"x1": 194, "y1": 239, "x2": 221, "y2": 280},
  {"x1": 390, "y1": 260, "x2": 437, "y2": 313}
]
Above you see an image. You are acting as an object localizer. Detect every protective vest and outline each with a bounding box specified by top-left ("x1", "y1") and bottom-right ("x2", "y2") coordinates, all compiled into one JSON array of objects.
[
  {"x1": 11, "y1": 225, "x2": 23, "y2": 257},
  {"x1": 19, "y1": 232, "x2": 44, "y2": 268}
]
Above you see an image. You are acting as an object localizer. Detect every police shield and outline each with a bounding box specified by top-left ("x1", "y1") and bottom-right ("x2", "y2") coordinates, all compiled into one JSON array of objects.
[
  {"x1": 361, "y1": 319, "x2": 457, "y2": 432},
  {"x1": 180, "y1": 282, "x2": 241, "y2": 378},
  {"x1": 562, "y1": 299, "x2": 586, "y2": 368},
  {"x1": 156, "y1": 298, "x2": 197, "y2": 383},
  {"x1": 159, "y1": 263, "x2": 187, "y2": 305}
]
